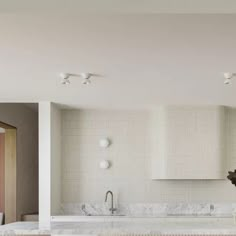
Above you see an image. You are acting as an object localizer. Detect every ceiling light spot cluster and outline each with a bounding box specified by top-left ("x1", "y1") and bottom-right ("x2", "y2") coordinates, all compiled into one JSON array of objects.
[
  {"x1": 60, "y1": 72, "x2": 93, "y2": 85},
  {"x1": 224, "y1": 72, "x2": 236, "y2": 85}
]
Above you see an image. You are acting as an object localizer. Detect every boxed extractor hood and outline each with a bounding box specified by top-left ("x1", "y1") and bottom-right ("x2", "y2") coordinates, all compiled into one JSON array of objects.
[{"x1": 151, "y1": 106, "x2": 225, "y2": 180}]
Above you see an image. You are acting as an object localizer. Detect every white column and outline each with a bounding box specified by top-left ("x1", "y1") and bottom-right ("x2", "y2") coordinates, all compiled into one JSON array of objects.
[{"x1": 39, "y1": 102, "x2": 51, "y2": 224}]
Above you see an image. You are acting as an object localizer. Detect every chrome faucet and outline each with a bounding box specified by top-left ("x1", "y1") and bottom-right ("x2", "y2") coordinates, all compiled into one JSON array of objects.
[{"x1": 105, "y1": 190, "x2": 116, "y2": 214}]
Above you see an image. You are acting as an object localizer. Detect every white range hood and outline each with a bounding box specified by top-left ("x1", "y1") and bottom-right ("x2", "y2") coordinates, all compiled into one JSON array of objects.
[{"x1": 151, "y1": 106, "x2": 225, "y2": 180}]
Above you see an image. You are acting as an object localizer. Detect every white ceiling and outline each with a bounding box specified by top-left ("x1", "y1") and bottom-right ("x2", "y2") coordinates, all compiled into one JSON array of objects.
[{"x1": 1, "y1": 7, "x2": 236, "y2": 109}]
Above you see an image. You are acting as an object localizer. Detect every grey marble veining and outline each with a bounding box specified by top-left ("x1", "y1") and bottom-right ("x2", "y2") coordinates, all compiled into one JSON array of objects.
[
  {"x1": 61, "y1": 203, "x2": 236, "y2": 217},
  {"x1": 2, "y1": 219, "x2": 236, "y2": 235}
]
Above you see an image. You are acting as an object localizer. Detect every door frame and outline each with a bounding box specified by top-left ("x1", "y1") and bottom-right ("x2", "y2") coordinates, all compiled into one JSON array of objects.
[{"x1": 0, "y1": 121, "x2": 17, "y2": 223}]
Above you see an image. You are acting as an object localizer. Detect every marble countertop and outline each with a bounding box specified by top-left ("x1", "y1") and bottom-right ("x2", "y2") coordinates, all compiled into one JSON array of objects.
[{"x1": 1, "y1": 218, "x2": 236, "y2": 235}]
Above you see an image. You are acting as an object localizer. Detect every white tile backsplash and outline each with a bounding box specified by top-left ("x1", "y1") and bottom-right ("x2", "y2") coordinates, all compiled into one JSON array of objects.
[{"x1": 61, "y1": 108, "x2": 236, "y2": 215}]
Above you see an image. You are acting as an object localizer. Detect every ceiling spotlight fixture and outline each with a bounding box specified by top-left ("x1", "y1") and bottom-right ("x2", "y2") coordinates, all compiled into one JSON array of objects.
[
  {"x1": 60, "y1": 73, "x2": 71, "y2": 85},
  {"x1": 60, "y1": 72, "x2": 93, "y2": 85},
  {"x1": 81, "y1": 73, "x2": 92, "y2": 85},
  {"x1": 224, "y1": 72, "x2": 236, "y2": 85}
]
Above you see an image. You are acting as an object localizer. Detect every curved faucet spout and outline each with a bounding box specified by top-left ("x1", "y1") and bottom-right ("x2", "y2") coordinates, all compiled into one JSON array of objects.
[
  {"x1": 105, "y1": 190, "x2": 116, "y2": 214},
  {"x1": 105, "y1": 190, "x2": 113, "y2": 202}
]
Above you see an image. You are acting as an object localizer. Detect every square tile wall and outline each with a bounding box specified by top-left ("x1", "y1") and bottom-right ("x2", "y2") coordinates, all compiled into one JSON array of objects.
[{"x1": 61, "y1": 108, "x2": 236, "y2": 205}]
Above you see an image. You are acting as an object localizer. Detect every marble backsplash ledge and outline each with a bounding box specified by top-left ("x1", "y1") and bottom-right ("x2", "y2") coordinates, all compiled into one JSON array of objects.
[{"x1": 60, "y1": 203, "x2": 236, "y2": 217}]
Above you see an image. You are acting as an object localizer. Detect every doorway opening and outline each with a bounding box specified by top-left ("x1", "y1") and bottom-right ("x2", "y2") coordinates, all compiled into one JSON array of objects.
[{"x1": 0, "y1": 121, "x2": 17, "y2": 224}]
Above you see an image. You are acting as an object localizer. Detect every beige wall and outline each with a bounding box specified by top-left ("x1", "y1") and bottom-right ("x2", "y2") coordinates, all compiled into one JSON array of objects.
[
  {"x1": 61, "y1": 109, "x2": 236, "y2": 204},
  {"x1": 0, "y1": 103, "x2": 38, "y2": 219},
  {"x1": 0, "y1": 133, "x2": 4, "y2": 212}
]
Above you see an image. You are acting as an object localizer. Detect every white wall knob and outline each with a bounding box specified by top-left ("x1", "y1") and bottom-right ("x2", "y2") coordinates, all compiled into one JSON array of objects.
[
  {"x1": 99, "y1": 160, "x2": 110, "y2": 169},
  {"x1": 99, "y1": 138, "x2": 110, "y2": 148}
]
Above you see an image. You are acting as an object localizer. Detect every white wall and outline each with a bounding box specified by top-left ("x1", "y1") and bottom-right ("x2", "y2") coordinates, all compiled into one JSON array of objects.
[
  {"x1": 0, "y1": 103, "x2": 38, "y2": 220},
  {"x1": 60, "y1": 108, "x2": 236, "y2": 205},
  {"x1": 39, "y1": 102, "x2": 51, "y2": 223},
  {"x1": 51, "y1": 104, "x2": 61, "y2": 215},
  {"x1": 39, "y1": 102, "x2": 61, "y2": 223}
]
